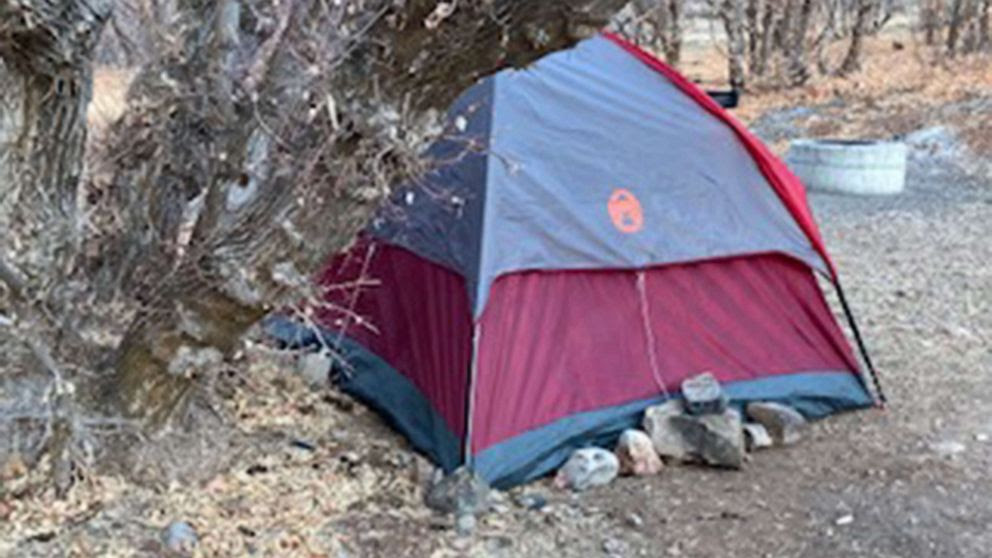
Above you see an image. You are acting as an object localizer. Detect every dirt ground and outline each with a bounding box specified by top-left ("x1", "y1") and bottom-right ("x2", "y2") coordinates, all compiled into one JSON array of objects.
[{"x1": 3, "y1": 31, "x2": 992, "y2": 558}]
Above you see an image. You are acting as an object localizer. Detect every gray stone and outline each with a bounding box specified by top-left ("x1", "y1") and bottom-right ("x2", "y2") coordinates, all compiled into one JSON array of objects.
[
  {"x1": 425, "y1": 467, "x2": 490, "y2": 516},
  {"x1": 554, "y1": 448, "x2": 619, "y2": 491},
  {"x1": 162, "y1": 521, "x2": 198, "y2": 555},
  {"x1": 930, "y1": 439, "x2": 966, "y2": 458},
  {"x1": 615, "y1": 429, "x2": 663, "y2": 476},
  {"x1": 603, "y1": 537, "x2": 628, "y2": 556},
  {"x1": 642, "y1": 400, "x2": 692, "y2": 461},
  {"x1": 625, "y1": 512, "x2": 644, "y2": 528},
  {"x1": 669, "y1": 408, "x2": 745, "y2": 468},
  {"x1": 681, "y1": 372, "x2": 728, "y2": 415},
  {"x1": 455, "y1": 512, "x2": 476, "y2": 537},
  {"x1": 746, "y1": 402, "x2": 808, "y2": 446},
  {"x1": 296, "y1": 351, "x2": 332, "y2": 387},
  {"x1": 515, "y1": 491, "x2": 548, "y2": 511},
  {"x1": 743, "y1": 422, "x2": 773, "y2": 451}
]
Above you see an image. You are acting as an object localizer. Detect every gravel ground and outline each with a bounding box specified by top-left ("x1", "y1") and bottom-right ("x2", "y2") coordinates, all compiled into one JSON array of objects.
[{"x1": 4, "y1": 128, "x2": 991, "y2": 558}]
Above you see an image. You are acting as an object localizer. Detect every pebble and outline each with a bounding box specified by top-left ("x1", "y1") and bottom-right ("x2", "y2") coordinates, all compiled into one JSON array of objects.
[
  {"x1": 515, "y1": 492, "x2": 548, "y2": 511},
  {"x1": 602, "y1": 537, "x2": 627, "y2": 556},
  {"x1": 455, "y1": 513, "x2": 476, "y2": 537},
  {"x1": 743, "y1": 422, "x2": 774, "y2": 451},
  {"x1": 554, "y1": 448, "x2": 620, "y2": 491},
  {"x1": 162, "y1": 521, "x2": 198, "y2": 555},
  {"x1": 625, "y1": 512, "x2": 644, "y2": 528},
  {"x1": 835, "y1": 514, "x2": 854, "y2": 526},
  {"x1": 425, "y1": 467, "x2": 490, "y2": 516},
  {"x1": 930, "y1": 440, "x2": 966, "y2": 457},
  {"x1": 296, "y1": 351, "x2": 332, "y2": 387}
]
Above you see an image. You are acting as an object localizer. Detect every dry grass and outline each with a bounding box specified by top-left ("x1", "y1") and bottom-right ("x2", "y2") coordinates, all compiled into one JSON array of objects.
[{"x1": 0, "y1": 347, "x2": 438, "y2": 557}]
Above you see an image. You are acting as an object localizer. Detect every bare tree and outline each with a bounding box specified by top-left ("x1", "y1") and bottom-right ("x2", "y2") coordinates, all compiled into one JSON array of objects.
[
  {"x1": 981, "y1": 0, "x2": 992, "y2": 50},
  {"x1": 715, "y1": 0, "x2": 899, "y2": 88},
  {"x1": 1, "y1": 0, "x2": 628, "y2": 489},
  {"x1": 839, "y1": 0, "x2": 879, "y2": 74},
  {"x1": 715, "y1": 0, "x2": 749, "y2": 88},
  {"x1": 921, "y1": 0, "x2": 945, "y2": 45},
  {"x1": 947, "y1": 0, "x2": 971, "y2": 54},
  {"x1": 612, "y1": 0, "x2": 685, "y2": 64},
  {"x1": 934, "y1": 0, "x2": 991, "y2": 55}
]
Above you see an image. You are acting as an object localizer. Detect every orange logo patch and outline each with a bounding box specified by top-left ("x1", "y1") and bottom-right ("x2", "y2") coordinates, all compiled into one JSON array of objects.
[{"x1": 608, "y1": 188, "x2": 644, "y2": 234}]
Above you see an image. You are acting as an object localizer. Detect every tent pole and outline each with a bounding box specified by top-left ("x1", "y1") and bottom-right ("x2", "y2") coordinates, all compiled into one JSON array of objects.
[
  {"x1": 464, "y1": 323, "x2": 482, "y2": 467},
  {"x1": 834, "y1": 280, "x2": 887, "y2": 407}
]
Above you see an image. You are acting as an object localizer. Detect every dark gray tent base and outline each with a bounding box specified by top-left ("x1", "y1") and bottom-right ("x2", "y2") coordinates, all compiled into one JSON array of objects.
[
  {"x1": 263, "y1": 316, "x2": 462, "y2": 471},
  {"x1": 474, "y1": 371, "x2": 872, "y2": 488},
  {"x1": 264, "y1": 316, "x2": 872, "y2": 488}
]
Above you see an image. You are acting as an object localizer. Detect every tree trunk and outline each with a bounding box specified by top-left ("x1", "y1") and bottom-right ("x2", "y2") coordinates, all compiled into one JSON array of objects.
[
  {"x1": 980, "y1": 0, "x2": 991, "y2": 50},
  {"x1": 0, "y1": 1, "x2": 110, "y2": 286},
  {"x1": 0, "y1": 0, "x2": 112, "y2": 490},
  {"x1": 719, "y1": 0, "x2": 749, "y2": 89},
  {"x1": 661, "y1": 0, "x2": 684, "y2": 66},
  {"x1": 783, "y1": 0, "x2": 814, "y2": 86},
  {"x1": 923, "y1": 0, "x2": 945, "y2": 45},
  {"x1": 947, "y1": 0, "x2": 969, "y2": 55},
  {"x1": 753, "y1": 2, "x2": 777, "y2": 77},
  {"x1": 839, "y1": 0, "x2": 875, "y2": 75}
]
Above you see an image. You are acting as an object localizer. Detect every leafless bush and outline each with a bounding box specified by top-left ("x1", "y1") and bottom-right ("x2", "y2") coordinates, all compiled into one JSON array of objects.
[
  {"x1": 707, "y1": 0, "x2": 903, "y2": 88},
  {"x1": 1, "y1": 0, "x2": 628, "y2": 494},
  {"x1": 612, "y1": 0, "x2": 685, "y2": 64},
  {"x1": 914, "y1": 0, "x2": 992, "y2": 61},
  {"x1": 924, "y1": 0, "x2": 992, "y2": 55}
]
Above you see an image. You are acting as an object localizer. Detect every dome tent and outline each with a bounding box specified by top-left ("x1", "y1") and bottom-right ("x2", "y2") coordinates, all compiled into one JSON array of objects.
[{"x1": 268, "y1": 33, "x2": 880, "y2": 488}]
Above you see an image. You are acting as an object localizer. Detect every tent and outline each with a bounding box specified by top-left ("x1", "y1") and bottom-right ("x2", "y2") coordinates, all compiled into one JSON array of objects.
[{"x1": 270, "y1": 33, "x2": 880, "y2": 488}]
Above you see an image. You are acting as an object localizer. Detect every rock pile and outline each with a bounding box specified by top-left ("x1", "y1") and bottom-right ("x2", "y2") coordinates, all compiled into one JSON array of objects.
[
  {"x1": 423, "y1": 374, "x2": 813, "y2": 518},
  {"x1": 550, "y1": 372, "x2": 811, "y2": 491}
]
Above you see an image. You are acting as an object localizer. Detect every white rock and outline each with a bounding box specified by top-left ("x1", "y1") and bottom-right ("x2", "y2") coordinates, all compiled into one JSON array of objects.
[
  {"x1": 835, "y1": 514, "x2": 854, "y2": 526},
  {"x1": 554, "y1": 448, "x2": 619, "y2": 491},
  {"x1": 743, "y1": 422, "x2": 774, "y2": 451},
  {"x1": 296, "y1": 351, "x2": 332, "y2": 387},
  {"x1": 643, "y1": 400, "x2": 692, "y2": 461},
  {"x1": 746, "y1": 402, "x2": 808, "y2": 445},
  {"x1": 615, "y1": 429, "x2": 663, "y2": 476}
]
